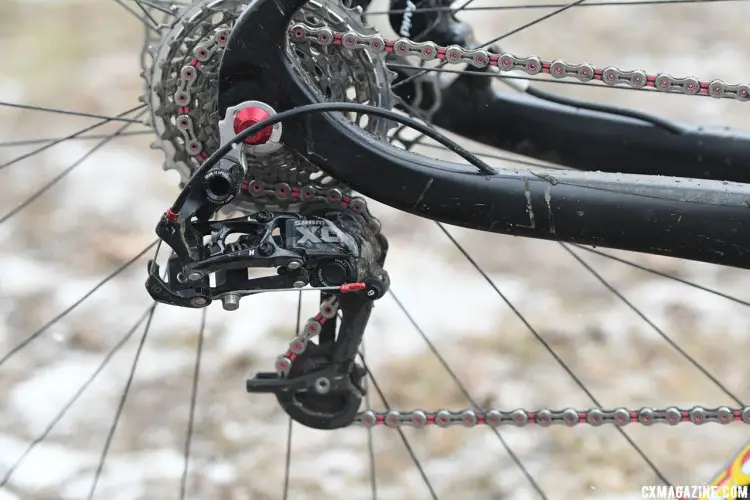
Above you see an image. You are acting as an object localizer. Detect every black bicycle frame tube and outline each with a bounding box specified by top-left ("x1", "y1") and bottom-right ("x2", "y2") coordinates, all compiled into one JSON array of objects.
[
  {"x1": 431, "y1": 73, "x2": 750, "y2": 183},
  {"x1": 218, "y1": 0, "x2": 750, "y2": 270}
]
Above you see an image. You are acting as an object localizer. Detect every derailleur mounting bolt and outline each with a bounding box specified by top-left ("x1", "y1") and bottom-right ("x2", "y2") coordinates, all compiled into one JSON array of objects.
[
  {"x1": 288, "y1": 260, "x2": 302, "y2": 270},
  {"x1": 233, "y1": 107, "x2": 273, "y2": 145},
  {"x1": 222, "y1": 293, "x2": 240, "y2": 311}
]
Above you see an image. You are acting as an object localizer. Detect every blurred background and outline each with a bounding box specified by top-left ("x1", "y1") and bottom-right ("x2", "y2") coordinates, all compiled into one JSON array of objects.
[{"x1": 1, "y1": 0, "x2": 749, "y2": 498}]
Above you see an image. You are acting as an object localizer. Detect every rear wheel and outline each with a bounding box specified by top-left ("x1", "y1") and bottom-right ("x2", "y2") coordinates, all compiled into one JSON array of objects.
[{"x1": 1, "y1": 1, "x2": 749, "y2": 499}]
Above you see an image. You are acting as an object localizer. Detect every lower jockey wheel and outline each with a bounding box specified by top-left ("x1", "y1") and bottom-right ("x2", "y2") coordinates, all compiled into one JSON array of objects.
[{"x1": 249, "y1": 342, "x2": 366, "y2": 430}]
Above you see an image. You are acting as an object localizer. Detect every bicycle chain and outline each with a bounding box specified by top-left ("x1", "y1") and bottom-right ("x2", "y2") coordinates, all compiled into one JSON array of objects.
[
  {"x1": 273, "y1": 298, "x2": 750, "y2": 429},
  {"x1": 354, "y1": 406, "x2": 750, "y2": 428},
  {"x1": 274, "y1": 295, "x2": 340, "y2": 376},
  {"x1": 289, "y1": 23, "x2": 750, "y2": 101},
  {"x1": 243, "y1": 180, "x2": 383, "y2": 234},
  {"x1": 274, "y1": 23, "x2": 750, "y2": 428}
]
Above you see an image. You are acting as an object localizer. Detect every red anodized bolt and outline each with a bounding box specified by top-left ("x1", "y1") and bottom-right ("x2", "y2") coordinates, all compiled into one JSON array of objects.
[{"x1": 233, "y1": 107, "x2": 273, "y2": 145}]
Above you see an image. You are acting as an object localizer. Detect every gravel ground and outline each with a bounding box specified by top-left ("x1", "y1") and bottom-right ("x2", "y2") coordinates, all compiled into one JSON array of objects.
[{"x1": 1, "y1": 0, "x2": 749, "y2": 499}]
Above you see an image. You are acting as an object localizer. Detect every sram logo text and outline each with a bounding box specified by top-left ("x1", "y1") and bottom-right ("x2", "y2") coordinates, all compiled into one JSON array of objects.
[{"x1": 399, "y1": 0, "x2": 417, "y2": 37}]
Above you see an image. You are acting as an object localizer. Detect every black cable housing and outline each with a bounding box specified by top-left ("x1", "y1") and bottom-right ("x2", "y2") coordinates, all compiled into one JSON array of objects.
[
  {"x1": 171, "y1": 101, "x2": 495, "y2": 212},
  {"x1": 524, "y1": 86, "x2": 684, "y2": 135}
]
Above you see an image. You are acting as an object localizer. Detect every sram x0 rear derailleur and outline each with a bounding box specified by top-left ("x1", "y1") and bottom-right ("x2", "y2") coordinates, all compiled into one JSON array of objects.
[{"x1": 145, "y1": 166, "x2": 389, "y2": 429}]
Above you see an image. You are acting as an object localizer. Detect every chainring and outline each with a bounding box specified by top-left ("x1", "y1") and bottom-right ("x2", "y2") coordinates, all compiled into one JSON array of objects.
[{"x1": 142, "y1": 0, "x2": 395, "y2": 213}]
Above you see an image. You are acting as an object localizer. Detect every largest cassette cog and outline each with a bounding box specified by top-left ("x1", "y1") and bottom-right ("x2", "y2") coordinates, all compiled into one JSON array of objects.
[{"x1": 142, "y1": 0, "x2": 394, "y2": 212}]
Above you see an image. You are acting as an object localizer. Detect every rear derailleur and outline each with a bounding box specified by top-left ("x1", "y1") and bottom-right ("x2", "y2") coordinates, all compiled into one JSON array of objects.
[{"x1": 145, "y1": 160, "x2": 389, "y2": 429}]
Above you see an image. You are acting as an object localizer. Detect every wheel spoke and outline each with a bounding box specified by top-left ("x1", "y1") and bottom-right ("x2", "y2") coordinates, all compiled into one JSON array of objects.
[
  {"x1": 367, "y1": 0, "x2": 750, "y2": 15},
  {"x1": 452, "y1": 0, "x2": 479, "y2": 15},
  {"x1": 483, "y1": 0, "x2": 588, "y2": 46},
  {"x1": 0, "y1": 102, "x2": 145, "y2": 123},
  {"x1": 132, "y1": 0, "x2": 161, "y2": 25},
  {"x1": 87, "y1": 301, "x2": 161, "y2": 499},
  {"x1": 388, "y1": 290, "x2": 548, "y2": 499},
  {"x1": 87, "y1": 245, "x2": 163, "y2": 498},
  {"x1": 0, "y1": 240, "x2": 158, "y2": 369},
  {"x1": 435, "y1": 222, "x2": 672, "y2": 486},
  {"x1": 0, "y1": 130, "x2": 152, "y2": 148},
  {"x1": 0, "y1": 109, "x2": 146, "y2": 226},
  {"x1": 179, "y1": 308, "x2": 208, "y2": 500},
  {"x1": 112, "y1": 0, "x2": 159, "y2": 30},
  {"x1": 5, "y1": 0, "x2": 743, "y2": 497},
  {"x1": 133, "y1": 0, "x2": 177, "y2": 15},
  {"x1": 281, "y1": 418, "x2": 294, "y2": 500},
  {"x1": 571, "y1": 244, "x2": 750, "y2": 308},
  {"x1": 281, "y1": 291, "x2": 303, "y2": 500},
  {"x1": 358, "y1": 356, "x2": 439, "y2": 500},
  {"x1": 0, "y1": 304, "x2": 156, "y2": 490},
  {"x1": 393, "y1": 0, "x2": 587, "y2": 90},
  {"x1": 0, "y1": 104, "x2": 146, "y2": 172},
  {"x1": 559, "y1": 242, "x2": 745, "y2": 405},
  {"x1": 361, "y1": 343, "x2": 377, "y2": 500}
]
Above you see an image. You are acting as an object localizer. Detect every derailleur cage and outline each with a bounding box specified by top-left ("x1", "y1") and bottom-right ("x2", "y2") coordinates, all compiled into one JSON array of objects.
[
  {"x1": 247, "y1": 342, "x2": 368, "y2": 430},
  {"x1": 247, "y1": 289, "x2": 378, "y2": 430}
]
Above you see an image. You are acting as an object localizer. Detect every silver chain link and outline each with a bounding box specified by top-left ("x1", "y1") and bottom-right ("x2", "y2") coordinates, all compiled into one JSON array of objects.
[
  {"x1": 241, "y1": 182, "x2": 382, "y2": 234},
  {"x1": 355, "y1": 406, "x2": 750, "y2": 428},
  {"x1": 271, "y1": 293, "x2": 750, "y2": 429},
  {"x1": 281, "y1": 22, "x2": 750, "y2": 429},
  {"x1": 275, "y1": 295, "x2": 340, "y2": 375},
  {"x1": 289, "y1": 23, "x2": 750, "y2": 101}
]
